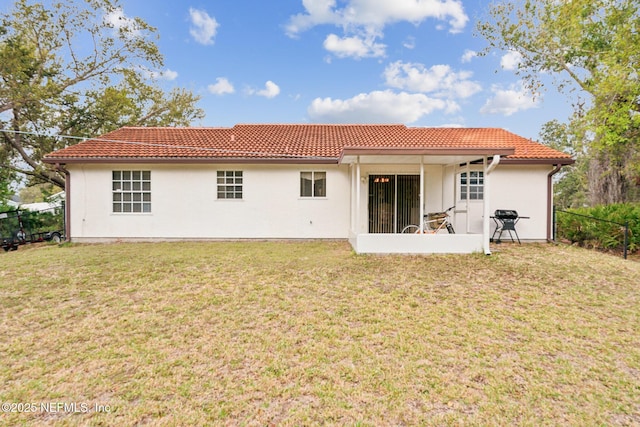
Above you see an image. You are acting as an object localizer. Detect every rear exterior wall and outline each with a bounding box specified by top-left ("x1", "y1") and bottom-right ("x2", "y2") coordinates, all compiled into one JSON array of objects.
[{"x1": 67, "y1": 163, "x2": 351, "y2": 241}]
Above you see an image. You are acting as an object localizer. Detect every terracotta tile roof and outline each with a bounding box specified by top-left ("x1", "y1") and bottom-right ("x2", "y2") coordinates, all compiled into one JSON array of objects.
[{"x1": 43, "y1": 124, "x2": 573, "y2": 164}]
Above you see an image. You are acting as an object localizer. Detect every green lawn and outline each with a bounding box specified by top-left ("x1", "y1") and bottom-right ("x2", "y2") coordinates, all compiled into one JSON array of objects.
[{"x1": 1, "y1": 241, "x2": 639, "y2": 426}]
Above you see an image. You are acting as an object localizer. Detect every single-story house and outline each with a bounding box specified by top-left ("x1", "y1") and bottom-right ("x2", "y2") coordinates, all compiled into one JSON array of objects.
[{"x1": 43, "y1": 124, "x2": 573, "y2": 254}]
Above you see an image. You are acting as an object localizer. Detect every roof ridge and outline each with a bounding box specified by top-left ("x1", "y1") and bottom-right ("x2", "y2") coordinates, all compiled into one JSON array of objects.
[{"x1": 232, "y1": 123, "x2": 408, "y2": 127}]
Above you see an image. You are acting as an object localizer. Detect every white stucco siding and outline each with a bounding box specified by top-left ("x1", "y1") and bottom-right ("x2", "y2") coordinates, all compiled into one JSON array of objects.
[
  {"x1": 67, "y1": 163, "x2": 351, "y2": 241},
  {"x1": 490, "y1": 165, "x2": 550, "y2": 240},
  {"x1": 455, "y1": 164, "x2": 551, "y2": 240}
]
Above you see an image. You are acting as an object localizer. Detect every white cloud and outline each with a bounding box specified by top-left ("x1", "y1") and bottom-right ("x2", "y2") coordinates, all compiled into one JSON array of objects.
[
  {"x1": 189, "y1": 8, "x2": 219, "y2": 45},
  {"x1": 160, "y1": 69, "x2": 179, "y2": 81},
  {"x1": 323, "y1": 33, "x2": 386, "y2": 59},
  {"x1": 103, "y1": 7, "x2": 142, "y2": 37},
  {"x1": 248, "y1": 81, "x2": 281, "y2": 98},
  {"x1": 208, "y1": 77, "x2": 235, "y2": 95},
  {"x1": 500, "y1": 50, "x2": 523, "y2": 71},
  {"x1": 403, "y1": 36, "x2": 416, "y2": 50},
  {"x1": 307, "y1": 90, "x2": 458, "y2": 124},
  {"x1": 480, "y1": 83, "x2": 540, "y2": 116},
  {"x1": 383, "y1": 61, "x2": 482, "y2": 99},
  {"x1": 461, "y1": 49, "x2": 477, "y2": 63},
  {"x1": 286, "y1": 0, "x2": 468, "y2": 36},
  {"x1": 287, "y1": 1, "x2": 467, "y2": 59},
  {"x1": 140, "y1": 68, "x2": 178, "y2": 81}
]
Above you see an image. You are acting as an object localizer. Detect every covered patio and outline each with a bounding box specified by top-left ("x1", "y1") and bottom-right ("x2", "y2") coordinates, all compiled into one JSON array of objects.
[{"x1": 341, "y1": 147, "x2": 515, "y2": 255}]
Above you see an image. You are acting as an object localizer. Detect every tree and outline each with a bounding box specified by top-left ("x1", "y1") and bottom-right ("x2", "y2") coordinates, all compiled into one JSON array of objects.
[
  {"x1": 477, "y1": 0, "x2": 640, "y2": 205},
  {"x1": 0, "y1": 165, "x2": 15, "y2": 210},
  {"x1": 0, "y1": 0, "x2": 204, "y2": 190},
  {"x1": 539, "y1": 119, "x2": 588, "y2": 209}
]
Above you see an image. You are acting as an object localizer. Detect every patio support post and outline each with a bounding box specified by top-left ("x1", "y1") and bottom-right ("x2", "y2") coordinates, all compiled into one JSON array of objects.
[
  {"x1": 356, "y1": 157, "x2": 361, "y2": 234},
  {"x1": 420, "y1": 158, "x2": 425, "y2": 233},
  {"x1": 483, "y1": 155, "x2": 501, "y2": 255},
  {"x1": 465, "y1": 162, "x2": 470, "y2": 234},
  {"x1": 350, "y1": 164, "x2": 355, "y2": 233}
]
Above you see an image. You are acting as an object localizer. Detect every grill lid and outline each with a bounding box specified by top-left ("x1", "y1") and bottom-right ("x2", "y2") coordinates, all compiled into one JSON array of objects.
[{"x1": 495, "y1": 209, "x2": 518, "y2": 219}]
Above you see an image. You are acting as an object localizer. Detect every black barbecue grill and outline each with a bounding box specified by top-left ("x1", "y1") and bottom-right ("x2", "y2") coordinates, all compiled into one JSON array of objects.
[{"x1": 491, "y1": 209, "x2": 529, "y2": 244}]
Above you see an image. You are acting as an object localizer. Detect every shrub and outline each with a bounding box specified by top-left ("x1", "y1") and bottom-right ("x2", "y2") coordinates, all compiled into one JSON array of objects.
[{"x1": 556, "y1": 203, "x2": 640, "y2": 253}]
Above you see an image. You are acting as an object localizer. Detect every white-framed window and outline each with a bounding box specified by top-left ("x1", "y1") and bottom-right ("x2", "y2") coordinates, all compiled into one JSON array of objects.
[
  {"x1": 460, "y1": 171, "x2": 484, "y2": 200},
  {"x1": 112, "y1": 170, "x2": 151, "y2": 213},
  {"x1": 300, "y1": 171, "x2": 326, "y2": 197},
  {"x1": 217, "y1": 171, "x2": 243, "y2": 199}
]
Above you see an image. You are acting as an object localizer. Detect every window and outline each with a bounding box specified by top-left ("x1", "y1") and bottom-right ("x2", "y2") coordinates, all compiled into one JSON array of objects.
[
  {"x1": 112, "y1": 171, "x2": 151, "y2": 213},
  {"x1": 460, "y1": 171, "x2": 484, "y2": 200},
  {"x1": 300, "y1": 171, "x2": 326, "y2": 197},
  {"x1": 217, "y1": 171, "x2": 243, "y2": 199}
]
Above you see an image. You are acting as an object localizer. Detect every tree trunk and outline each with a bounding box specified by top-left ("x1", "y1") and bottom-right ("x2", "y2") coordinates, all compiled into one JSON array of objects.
[{"x1": 587, "y1": 149, "x2": 632, "y2": 205}]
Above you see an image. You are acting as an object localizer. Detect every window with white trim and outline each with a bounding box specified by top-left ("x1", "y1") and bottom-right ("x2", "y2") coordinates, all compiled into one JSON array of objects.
[
  {"x1": 300, "y1": 171, "x2": 326, "y2": 197},
  {"x1": 460, "y1": 171, "x2": 484, "y2": 200},
  {"x1": 217, "y1": 171, "x2": 243, "y2": 199},
  {"x1": 112, "y1": 171, "x2": 151, "y2": 213}
]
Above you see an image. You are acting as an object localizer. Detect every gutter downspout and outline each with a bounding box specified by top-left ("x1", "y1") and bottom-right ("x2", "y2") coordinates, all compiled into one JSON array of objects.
[
  {"x1": 547, "y1": 164, "x2": 563, "y2": 242},
  {"x1": 54, "y1": 163, "x2": 70, "y2": 242},
  {"x1": 483, "y1": 155, "x2": 501, "y2": 255}
]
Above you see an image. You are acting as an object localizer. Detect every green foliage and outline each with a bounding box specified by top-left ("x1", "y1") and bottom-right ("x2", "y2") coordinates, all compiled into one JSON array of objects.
[
  {"x1": 20, "y1": 208, "x2": 63, "y2": 233},
  {"x1": 539, "y1": 119, "x2": 588, "y2": 208},
  {"x1": 0, "y1": 207, "x2": 63, "y2": 239},
  {"x1": 18, "y1": 183, "x2": 56, "y2": 203},
  {"x1": 556, "y1": 203, "x2": 640, "y2": 253},
  {"x1": 0, "y1": 167, "x2": 15, "y2": 210},
  {"x1": 478, "y1": 0, "x2": 640, "y2": 204},
  {"x1": 0, "y1": 0, "x2": 204, "y2": 190}
]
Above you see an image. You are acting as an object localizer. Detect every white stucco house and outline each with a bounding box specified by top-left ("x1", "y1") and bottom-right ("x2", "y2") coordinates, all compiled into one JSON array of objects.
[{"x1": 43, "y1": 124, "x2": 573, "y2": 254}]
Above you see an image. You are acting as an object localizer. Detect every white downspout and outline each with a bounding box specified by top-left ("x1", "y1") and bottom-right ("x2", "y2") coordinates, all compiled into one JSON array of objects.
[{"x1": 483, "y1": 154, "x2": 501, "y2": 255}]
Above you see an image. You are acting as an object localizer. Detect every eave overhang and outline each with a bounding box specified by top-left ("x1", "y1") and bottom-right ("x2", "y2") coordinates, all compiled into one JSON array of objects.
[
  {"x1": 42, "y1": 156, "x2": 340, "y2": 165},
  {"x1": 339, "y1": 146, "x2": 516, "y2": 165},
  {"x1": 499, "y1": 157, "x2": 575, "y2": 166}
]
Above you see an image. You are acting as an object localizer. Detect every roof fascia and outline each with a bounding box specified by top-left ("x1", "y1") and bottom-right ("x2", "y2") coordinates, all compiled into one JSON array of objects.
[
  {"x1": 339, "y1": 147, "x2": 515, "y2": 162},
  {"x1": 43, "y1": 157, "x2": 340, "y2": 165},
  {"x1": 499, "y1": 158, "x2": 575, "y2": 166}
]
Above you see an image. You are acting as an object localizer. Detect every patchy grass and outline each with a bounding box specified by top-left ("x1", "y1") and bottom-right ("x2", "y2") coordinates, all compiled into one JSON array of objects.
[{"x1": 1, "y1": 241, "x2": 639, "y2": 426}]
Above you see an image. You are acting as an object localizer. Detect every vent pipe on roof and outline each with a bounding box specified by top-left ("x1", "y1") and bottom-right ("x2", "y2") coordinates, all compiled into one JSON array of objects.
[{"x1": 230, "y1": 134, "x2": 235, "y2": 142}]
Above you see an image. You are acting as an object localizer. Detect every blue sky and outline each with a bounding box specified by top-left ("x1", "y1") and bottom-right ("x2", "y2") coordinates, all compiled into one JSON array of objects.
[{"x1": 5, "y1": 0, "x2": 576, "y2": 141}]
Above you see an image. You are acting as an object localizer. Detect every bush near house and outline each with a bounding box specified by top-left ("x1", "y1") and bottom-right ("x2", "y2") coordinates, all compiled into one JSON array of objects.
[
  {"x1": 20, "y1": 207, "x2": 64, "y2": 235},
  {"x1": 556, "y1": 203, "x2": 640, "y2": 253}
]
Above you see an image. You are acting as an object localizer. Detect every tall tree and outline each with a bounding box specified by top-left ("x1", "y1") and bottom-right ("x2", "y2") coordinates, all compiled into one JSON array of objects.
[
  {"x1": 477, "y1": 0, "x2": 640, "y2": 205},
  {"x1": 0, "y1": 0, "x2": 204, "y2": 189},
  {"x1": 539, "y1": 119, "x2": 588, "y2": 209}
]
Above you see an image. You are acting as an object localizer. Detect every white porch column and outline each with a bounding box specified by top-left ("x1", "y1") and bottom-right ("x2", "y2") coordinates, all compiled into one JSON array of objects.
[
  {"x1": 420, "y1": 158, "x2": 425, "y2": 233},
  {"x1": 356, "y1": 157, "x2": 361, "y2": 234},
  {"x1": 484, "y1": 155, "x2": 501, "y2": 255},
  {"x1": 350, "y1": 164, "x2": 355, "y2": 233},
  {"x1": 465, "y1": 162, "x2": 470, "y2": 234}
]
